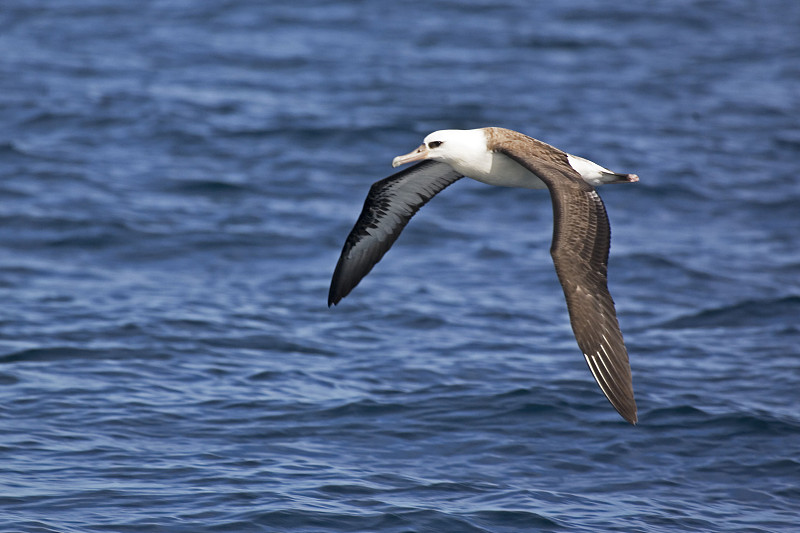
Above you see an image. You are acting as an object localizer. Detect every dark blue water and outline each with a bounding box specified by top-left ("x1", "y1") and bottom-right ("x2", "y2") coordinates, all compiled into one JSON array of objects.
[{"x1": 1, "y1": 1, "x2": 799, "y2": 531}]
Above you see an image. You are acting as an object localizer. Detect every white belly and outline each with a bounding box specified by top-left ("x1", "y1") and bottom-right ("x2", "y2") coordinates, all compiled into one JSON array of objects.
[{"x1": 461, "y1": 151, "x2": 547, "y2": 189}]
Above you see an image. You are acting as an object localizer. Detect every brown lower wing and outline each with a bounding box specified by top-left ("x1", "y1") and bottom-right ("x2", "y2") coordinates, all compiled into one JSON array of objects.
[
  {"x1": 549, "y1": 184, "x2": 637, "y2": 424},
  {"x1": 495, "y1": 139, "x2": 637, "y2": 424}
]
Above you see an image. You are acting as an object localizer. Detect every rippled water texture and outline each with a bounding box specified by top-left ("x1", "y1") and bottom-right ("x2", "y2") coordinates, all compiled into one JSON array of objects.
[{"x1": 1, "y1": 1, "x2": 799, "y2": 531}]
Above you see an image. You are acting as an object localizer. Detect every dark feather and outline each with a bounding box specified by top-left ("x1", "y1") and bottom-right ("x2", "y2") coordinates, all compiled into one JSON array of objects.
[{"x1": 328, "y1": 161, "x2": 462, "y2": 306}]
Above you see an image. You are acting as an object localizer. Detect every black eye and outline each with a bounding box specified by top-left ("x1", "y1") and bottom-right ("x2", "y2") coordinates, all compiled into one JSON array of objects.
[{"x1": 427, "y1": 141, "x2": 443, "y2": 149}]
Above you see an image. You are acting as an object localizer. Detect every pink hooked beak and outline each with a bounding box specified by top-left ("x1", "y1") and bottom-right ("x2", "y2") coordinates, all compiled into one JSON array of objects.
[{"x1": 391, "y1": 144, "x2": 430, "y2": 168}]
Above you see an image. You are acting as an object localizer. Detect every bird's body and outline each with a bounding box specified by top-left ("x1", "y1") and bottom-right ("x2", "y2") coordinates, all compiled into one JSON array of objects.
[{"x1": 329, "y1": 127, "x2": 639, "y2": 424}]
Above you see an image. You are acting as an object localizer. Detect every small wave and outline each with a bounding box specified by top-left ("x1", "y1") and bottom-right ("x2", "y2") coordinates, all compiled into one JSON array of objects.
[
  {"x1": 0, "y1": 372, "x2": 20, "y2": 385},
  {"x1": 658, "y1": 296, "x2": 800, "y2": 329},
  {"x1": 231, "y1": 507, "x2": 553, "y2": 533},
  {"x1": 645, "y1": 404, "x2": 800, "y2": 434},
  {"x1": 0, "y1": 346, "x2": 166, "y2": 364},
  {"x1": 161, "y1": 179, "x2": 253, "y2": 196},
  {"x1": 468, "y1": 509, "x2": 562, "y2": 530},
  {"x1": 0, "y1": 140, "x2": 33, "y2": 159},
  {"x1": 775, "y1": 132, "x2": 800, "y2": 150}
]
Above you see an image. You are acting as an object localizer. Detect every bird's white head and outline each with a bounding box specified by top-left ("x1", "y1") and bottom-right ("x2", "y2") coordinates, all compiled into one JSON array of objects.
[{"x1": 391, "y1": 129, "x2": 492, "y2": 176}]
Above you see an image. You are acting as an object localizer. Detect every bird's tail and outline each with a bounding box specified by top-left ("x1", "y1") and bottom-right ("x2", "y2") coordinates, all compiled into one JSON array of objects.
[{"x1": 599, "y1": 171, "x2": 639, "y2": 184}]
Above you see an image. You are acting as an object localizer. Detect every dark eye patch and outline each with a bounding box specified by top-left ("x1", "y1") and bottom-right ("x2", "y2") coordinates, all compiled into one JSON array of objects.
[{"x1": 427, "y1": 141, "x2": 443, "y2": 149}]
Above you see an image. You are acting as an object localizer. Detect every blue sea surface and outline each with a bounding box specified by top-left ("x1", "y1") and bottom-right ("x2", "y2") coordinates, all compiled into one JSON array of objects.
[{"x1": 1, "y1": 1, "x2": 799, "y2": 531}]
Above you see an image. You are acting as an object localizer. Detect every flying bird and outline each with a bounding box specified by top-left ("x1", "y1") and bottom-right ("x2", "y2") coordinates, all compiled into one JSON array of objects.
[{"x1": 328, "y1": 127, "x2": 639, "y2": 424}]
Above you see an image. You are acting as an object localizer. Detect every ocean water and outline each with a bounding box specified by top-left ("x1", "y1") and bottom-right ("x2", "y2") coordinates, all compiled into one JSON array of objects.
[{"x1": 1, "y1": 1, "x2": 799, "y2": 531}]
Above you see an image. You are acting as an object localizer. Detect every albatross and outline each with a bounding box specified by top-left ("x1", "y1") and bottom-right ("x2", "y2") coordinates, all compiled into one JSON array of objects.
[{"x1": 328, "y1": 127, "x2": 639, "y2": 424}]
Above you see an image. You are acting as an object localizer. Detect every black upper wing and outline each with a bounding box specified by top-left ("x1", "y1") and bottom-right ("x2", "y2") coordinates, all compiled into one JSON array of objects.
[{"x1": 328, "y1": 161, "x2": 462, "y2": 306}]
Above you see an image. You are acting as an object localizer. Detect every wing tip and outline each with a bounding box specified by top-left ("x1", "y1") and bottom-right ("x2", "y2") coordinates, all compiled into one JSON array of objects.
[
  {"x1": 621, "y1": 405, "x2": 638, "y2": 425},
  {"x1": 609, "y1": 392, "x2": 638, "y2": 425},
  {"x1": 327, "y1": 286, "x2": 343, "y2": 307},
  {"x1": 607, "y1": 392, "x2": 637, "y2": 425},
  {"x1": 328, "y1": 260, "x2": 350, "y2": 307},
  {"x1": 610, "y1": 379, "x2": 638, "y2": 425},
  {"x1": 583, "y1": 352, "x2": 638, "y2": 425}
]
